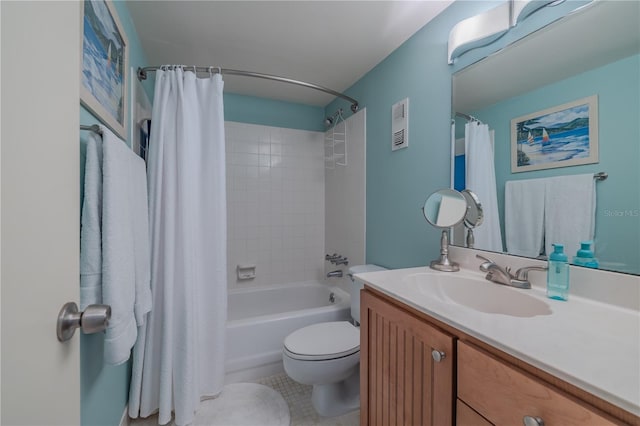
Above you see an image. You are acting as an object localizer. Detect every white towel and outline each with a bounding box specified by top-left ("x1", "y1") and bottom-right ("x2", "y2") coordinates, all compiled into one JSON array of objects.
[
  {"x1": 544, "y1": 174, "x2": 596, "y2": 257},
  {"x1": 80, "y1": 133, "x2": 103, "y2": 309},
  {"x1": 132, "y1": 156, "x2": 152, "y2": 327},
  {"x1": 100, "y1": 125, "x2": 151, "y2": 365},
  {"x1": 505, "y1": 179, "x2": 546, "y2": 258}
]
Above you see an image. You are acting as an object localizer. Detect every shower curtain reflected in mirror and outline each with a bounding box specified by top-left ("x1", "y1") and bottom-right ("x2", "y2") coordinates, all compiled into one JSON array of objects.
[
  {"x1": 129, "y1": 67, "x2": 227, "y2": 426},
  {"x1": 465, "y1": 122, "x2": 503, "y2": 252}
]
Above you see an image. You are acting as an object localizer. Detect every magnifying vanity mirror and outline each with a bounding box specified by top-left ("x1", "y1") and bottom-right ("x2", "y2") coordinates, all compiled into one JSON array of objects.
[
  {"x1": 423, "y1": 189, "x2": 468, "y2": 272},
  {"x1": 461, "y1": 189, "x2": 483, "y2": 248},
  {"x1": 452, "y1": 0, "x2": 640, "y2": 275}
]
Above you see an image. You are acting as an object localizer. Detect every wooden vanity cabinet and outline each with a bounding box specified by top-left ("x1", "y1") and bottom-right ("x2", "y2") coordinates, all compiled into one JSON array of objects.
[
  {"x1": 360, "y1": 289, "x2": 455, "y2": 426},
  {"x1": 361, "y1": 287, "x2": 637, "y2": 426}
]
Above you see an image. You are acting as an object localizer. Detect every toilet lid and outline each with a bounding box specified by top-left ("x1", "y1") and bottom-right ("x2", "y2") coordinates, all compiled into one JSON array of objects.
[{"x1": 284, "y1": 321, "x2": 359, "y2": 361}]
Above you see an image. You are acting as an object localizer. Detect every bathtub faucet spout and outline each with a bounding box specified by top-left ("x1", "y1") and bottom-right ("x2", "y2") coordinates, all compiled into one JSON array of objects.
[{"x1": 326, "y1": 270, "x2": 343, "y2": 278}]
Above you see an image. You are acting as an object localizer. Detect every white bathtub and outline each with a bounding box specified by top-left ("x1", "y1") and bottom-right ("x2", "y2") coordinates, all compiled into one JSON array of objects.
[{"x1": 225, "y1": 281, "x2": 351, "y2": 383}]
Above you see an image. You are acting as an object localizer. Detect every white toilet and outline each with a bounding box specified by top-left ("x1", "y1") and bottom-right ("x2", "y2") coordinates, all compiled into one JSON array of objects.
[{"x1": 282, "y1": 264, "x2": 387, "y2": 417}]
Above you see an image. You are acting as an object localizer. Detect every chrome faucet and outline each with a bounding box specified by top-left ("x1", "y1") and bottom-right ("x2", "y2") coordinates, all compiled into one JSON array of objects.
[
  {"x1": 476, "y1": 254, "x2": 514, "y2": 286},
  {"x1": 326, "y1": 269, "x2": 343, "y2": 278},
  {"x1": 326, "y1": 253, "x2": 349, "y2": 265},
  {"x1": 476, "y1": 255, "x2": 547, "y2": 289},
  {"x1": 325, "y1": 253, "x2": 341, "y2": 262}
]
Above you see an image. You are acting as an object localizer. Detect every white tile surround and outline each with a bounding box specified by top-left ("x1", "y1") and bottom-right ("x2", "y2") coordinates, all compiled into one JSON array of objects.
[
  {"x1": 225, "y1": 122, "x2": 325, "y2": 288},
  {"x1": 324, "y1": 110, "x2": 367, "y2": 292}
]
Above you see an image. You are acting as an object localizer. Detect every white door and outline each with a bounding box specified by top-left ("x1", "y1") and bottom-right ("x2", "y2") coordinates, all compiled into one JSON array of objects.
[{"x1": 1, "y1": 2, "x2": 81, "y2": 424}]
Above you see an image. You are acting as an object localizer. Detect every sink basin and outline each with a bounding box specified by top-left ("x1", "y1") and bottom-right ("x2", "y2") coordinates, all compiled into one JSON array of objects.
[{"x1": 403, "y1": 273, "x2": 552, "y2": 317}]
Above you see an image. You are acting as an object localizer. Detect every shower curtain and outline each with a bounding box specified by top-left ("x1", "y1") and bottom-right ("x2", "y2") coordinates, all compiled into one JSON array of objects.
[
  {"x1": 465, "y1": 122, "x2": 503, "y2": 252},
  {"x1": 129, "y1": 68, "x2": 227, "y2": 426}
]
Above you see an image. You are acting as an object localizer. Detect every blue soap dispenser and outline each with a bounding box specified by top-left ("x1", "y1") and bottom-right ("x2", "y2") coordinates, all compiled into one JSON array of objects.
[
  {"x1": 573, "y1": 241, "x2": 599, "y2": 269},
  {"x1": 547, "y1": 244, "x2": 569, "y2": 301}
]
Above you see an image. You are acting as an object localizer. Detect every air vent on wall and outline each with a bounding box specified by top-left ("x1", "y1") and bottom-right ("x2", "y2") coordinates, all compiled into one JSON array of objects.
[{"x1": 391, "y1": 98, "x2": 409, "y2": 151}]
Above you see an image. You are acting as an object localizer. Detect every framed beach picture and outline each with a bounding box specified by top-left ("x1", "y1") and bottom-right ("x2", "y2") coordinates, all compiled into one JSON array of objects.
[
  {"x1": 80, "y1": 0, "x2": 128, "y2": 139},
  {"x1": 511, "y1": 95, "x2": 598, "y2": 173}
]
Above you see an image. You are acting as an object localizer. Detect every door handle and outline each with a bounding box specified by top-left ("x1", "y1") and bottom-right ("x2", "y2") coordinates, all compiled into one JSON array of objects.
[{"x1": 56, "y1": 302, "x2": 111, "y2": 342}]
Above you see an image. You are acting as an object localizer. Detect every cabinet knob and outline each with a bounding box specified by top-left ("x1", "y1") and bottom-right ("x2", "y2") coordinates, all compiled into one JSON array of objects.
[
  {"x1": 431, "y1": 350, "x2": 446, "y2": 362},
  {"x1": 523, "y1": 416, "x2": 544, "y2": 426}
]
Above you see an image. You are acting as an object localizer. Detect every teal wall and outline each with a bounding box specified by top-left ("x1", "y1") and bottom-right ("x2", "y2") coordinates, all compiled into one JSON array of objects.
[
  {"x1": 324, "y1": 0, "x2": 592, "y2": 269},
  {"x1": 79, "y1": 1, "x2": 149, "y2": 425},
  {"x1": 225, "y1": 93, "x2": 324, "y2": 131},
  {"x1": 472, "y1": 54, "x2": 640, "y2": 274},
  {"x1": 324, "y1": 1, "x2": 495, "y2": 269},
  {"x1": 107, "y1": 81, "x2": 325, "y2": 132}
]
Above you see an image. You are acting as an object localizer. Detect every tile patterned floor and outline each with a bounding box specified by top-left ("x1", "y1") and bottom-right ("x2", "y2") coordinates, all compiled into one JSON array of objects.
[
  {"x1": 256, "y1": 373, "x2": 359, "y2": 426},
  {"x1": 129, "y1": 372, "x2": 359, "y2": 426}
]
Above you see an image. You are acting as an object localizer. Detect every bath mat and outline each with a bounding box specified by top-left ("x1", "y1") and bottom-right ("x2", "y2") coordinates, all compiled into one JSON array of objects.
[{"x1": 194, "y1": 383, "x2": 290, "y2": 426}]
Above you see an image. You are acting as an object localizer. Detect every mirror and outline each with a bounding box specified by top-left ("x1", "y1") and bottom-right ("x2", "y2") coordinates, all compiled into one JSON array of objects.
[
  {"x1": 462, "y1": 189, "x2": 483, "y2": 229},
  {"x1": 452, "y1": 1, "x2": 640, "y2": 275},
  {"x1": 461, "y1": 189, "x2": 483, "y2": 249},
  {"x1": 423, "y1": 189, "x2": 467, "y2": 228},
  {"x1": 423, "y1": 189, "x2": 467, "y2": 272}
]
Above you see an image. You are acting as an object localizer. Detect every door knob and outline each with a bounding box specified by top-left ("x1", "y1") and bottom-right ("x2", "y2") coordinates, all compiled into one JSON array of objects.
[{"x1": 56, "y1": 302, "x2": 111, "y2": 342}]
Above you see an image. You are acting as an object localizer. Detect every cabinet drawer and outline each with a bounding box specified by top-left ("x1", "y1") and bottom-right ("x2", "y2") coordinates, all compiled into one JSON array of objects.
[
  {"x1": 457, "y1": 399, "x2": 493, "y2": 426},
  {"x1": 457, "y1": 341, "x2": 617, "y2": 426}
]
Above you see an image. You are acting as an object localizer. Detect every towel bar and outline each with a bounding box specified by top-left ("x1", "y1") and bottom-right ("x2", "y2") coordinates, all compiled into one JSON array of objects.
[
  {"x1": 80, "y1": 124, "x2": 102, "y2": 135},
  {"x1": 594, "y1": 172, "x2": 607, "y2": 181}
]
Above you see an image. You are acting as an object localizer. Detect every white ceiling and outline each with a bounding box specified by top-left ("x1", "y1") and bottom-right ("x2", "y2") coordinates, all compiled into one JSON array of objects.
[{"x1": 127, "y1": 1, "x2": 454, "y2": 107}]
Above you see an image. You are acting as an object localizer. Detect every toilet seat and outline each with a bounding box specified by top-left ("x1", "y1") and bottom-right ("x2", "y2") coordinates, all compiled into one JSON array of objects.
[{"x1": 284, "y1": 321, "x2": 359, "y2": 361}]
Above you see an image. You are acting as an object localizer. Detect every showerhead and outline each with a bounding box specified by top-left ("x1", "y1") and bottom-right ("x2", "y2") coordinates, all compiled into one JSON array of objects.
[{"x1": 324, "y1": 108, "x2": 344, "y2": 127}]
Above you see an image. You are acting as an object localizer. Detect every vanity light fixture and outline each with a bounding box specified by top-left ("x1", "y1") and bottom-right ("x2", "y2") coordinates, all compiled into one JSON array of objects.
[
  {"x1": 448, "y1": 1, "x2": 511, "y2": 65},
  {"x1": 512, "y1": 0, "x2": 562, "y2": 26},
  {"x1": 448, "y1": 0, "x2": 576, "y2": 64}
]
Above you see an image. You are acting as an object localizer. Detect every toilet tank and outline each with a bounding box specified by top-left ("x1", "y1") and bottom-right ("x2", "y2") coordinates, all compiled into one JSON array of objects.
[{"x1": 348, "y1": 264, "x2": 388, "y2": 324}]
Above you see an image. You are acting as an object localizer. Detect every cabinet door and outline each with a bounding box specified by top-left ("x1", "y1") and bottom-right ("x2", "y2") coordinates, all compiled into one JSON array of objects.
[{"x1": 361, "y1": 290, "x2": 455, "y2": 426}]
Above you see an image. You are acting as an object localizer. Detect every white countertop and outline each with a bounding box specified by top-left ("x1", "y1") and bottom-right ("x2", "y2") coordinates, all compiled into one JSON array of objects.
[{"x1": 356, "y1": 266, "x2": 640, "y2": 417}]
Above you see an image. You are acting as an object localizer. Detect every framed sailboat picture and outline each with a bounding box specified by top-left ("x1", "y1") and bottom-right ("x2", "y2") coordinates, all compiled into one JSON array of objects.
[
  {"x1": 511, "y1": 95, "x2": 598, "y2": 173},
  {"x1": 80, "y1": 0, "x2": 128, "y2": 139}
]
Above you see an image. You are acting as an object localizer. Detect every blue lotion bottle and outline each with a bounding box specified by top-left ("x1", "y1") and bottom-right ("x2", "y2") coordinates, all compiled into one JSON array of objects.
[
  {"x1": 547, "y1": 244, "x2": 569, "y2": 301},
  {"x1": 573, "y1": 241, "x2": 599, "y2": 269}
]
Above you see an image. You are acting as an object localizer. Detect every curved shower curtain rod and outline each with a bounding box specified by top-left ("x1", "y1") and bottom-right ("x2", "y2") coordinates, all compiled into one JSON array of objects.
[{"x1": 137, "y1": 66, "x2": 360, "y2": 113}]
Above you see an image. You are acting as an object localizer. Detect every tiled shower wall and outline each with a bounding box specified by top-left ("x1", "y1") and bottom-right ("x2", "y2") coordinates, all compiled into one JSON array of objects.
[
  {"x1": 225, "y1": 122, "x2": 325, "y2": 289},
  {"x1": 324, "y1": 109, "x2": 367, "y2": 292}
]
